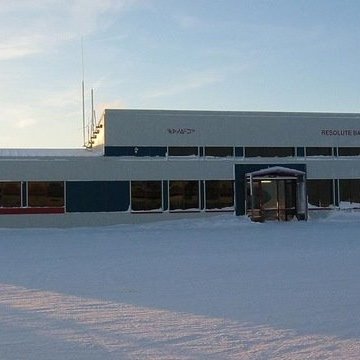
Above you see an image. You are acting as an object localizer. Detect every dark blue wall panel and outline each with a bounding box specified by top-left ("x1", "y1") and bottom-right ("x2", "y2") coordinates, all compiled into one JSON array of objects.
[
  {"x1": 66, "y1": 181, "x2": 130, "y2": 213},
  {"x1": 104, "y1": 146, "x2": 167, "y2": 157},
  {"x1": 235, "y1": 147, "x2": 244, "y2": 157},
  {"x1": 296, "y1": 147, "x2": 305, "y2": 157},
  {"x1": 104, "y1": 146, "x2": 133, "y2": 156}
]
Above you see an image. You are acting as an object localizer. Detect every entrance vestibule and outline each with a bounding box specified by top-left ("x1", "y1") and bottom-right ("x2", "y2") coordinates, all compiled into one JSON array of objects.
[{"x1": 246, "y1": 167, "x2": 307, "y2": 222}]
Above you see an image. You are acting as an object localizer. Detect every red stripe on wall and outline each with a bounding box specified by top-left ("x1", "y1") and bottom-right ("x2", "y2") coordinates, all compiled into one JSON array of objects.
[{"x1": 0, "y1": 207, "x2": 65, "y2": 215}]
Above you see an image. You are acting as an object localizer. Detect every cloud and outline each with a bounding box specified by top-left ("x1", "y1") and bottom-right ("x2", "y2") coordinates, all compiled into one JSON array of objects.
[
  {"x1": 39, "y1": 87, "x2": 81, "y2": 109},
  {"x1": 0, "y1": 0, "x2": 141, "y2": 61},
  {"x1": 144, "y1": 70, "x2": 226, "y2": 99},
  {"x1": 96, "y1": 99, "x2": 127, "y2": 112},
  {"x1": 174, "y1": 15, "x2": 206, "y2": 30},
  {"x1": 0, "y1": 106, "x2": 39, "y2": 130},
  {"x1": 0, "y1": 34, "x2": 45, "y2": 61}
]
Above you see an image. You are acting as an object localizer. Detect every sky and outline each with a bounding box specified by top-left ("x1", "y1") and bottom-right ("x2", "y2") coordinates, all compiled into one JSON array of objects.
[{"x1": 1, "y1": 0, "x2": 360, "y2": 148}]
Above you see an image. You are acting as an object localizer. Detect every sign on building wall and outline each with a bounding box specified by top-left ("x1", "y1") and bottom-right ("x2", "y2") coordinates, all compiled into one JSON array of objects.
[{"x1": 321, "y1": 129, "x2": 360, "y2": 136}]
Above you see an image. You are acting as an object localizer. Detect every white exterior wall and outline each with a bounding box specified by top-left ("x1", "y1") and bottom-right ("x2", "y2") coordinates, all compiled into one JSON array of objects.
[
  {"x1": 0, "y1": 157, "x2": 360, "y2": 181},
  {"x1": 104, "y1": 109, "x2": 360, "y2": 147}
]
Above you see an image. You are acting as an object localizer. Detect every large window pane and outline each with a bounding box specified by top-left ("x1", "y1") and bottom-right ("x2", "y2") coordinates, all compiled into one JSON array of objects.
[
  {"x1": 0, "y1": 182, "x2": 21, "y2": 207},
  {"x1": 338, "y1": 147, "x2": 360, "y2": 156},
  {"x1": 306, "y1": 147, "x2": 332, "y2": 156},
  {"x1": 205, "y1": 147, "x2": 234, "y2": 157},
  {"x1": 169, "y1": 181, "x2": 199, "y2": 210},
  {"x1": 307, "y1": 180, "x2": 333, "y2": 207},
  {"x1": 245, "y1": 147, "x2": 294, "y2": 157},
  {"x1": 205, "y1": 181, "x2": 234, "y2": 210},
  {"x1": 28, "y1": 182, "x2": 64, "y2": 207},
  {"x1": 339, "y1": 179, "x2": 360, "y2": 204},
  {"x1": 131, "y1": 181, "x2": 162, "y2": 211},
  {"x1": 168, "y1": 147, "x2": 198, "y2": 156}
]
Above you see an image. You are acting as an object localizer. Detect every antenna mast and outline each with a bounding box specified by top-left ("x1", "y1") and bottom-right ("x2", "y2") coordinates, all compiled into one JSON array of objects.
[
  {"x1": 91, "y1": 88, "x2": 94, "y2": 135},
  {"x1": 81, "y1": 38, "x2": 86, "y2": 147}
]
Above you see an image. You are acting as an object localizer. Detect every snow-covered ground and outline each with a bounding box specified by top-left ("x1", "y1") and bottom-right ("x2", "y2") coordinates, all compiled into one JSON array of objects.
[{"x1": 1, "y1": 212, "x2": 360, "y2": 359}]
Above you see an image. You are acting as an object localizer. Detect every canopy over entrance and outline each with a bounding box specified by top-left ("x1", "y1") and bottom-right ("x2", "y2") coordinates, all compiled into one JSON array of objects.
[{"x1": 246, "y1": 166, "x2": 307, "y2": 222}]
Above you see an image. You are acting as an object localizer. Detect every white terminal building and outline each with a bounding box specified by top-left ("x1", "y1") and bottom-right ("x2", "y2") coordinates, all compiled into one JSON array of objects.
[{"x1": 0, "y1": 109, "x2": 360, "y2": 227}]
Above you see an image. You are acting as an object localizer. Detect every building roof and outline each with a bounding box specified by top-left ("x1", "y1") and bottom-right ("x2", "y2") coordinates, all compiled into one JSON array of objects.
[
  {"x1": 246, "y1": 166, "x2": 305, "y2": 177},
  {"x1": 0, "y1": 148, "x2": 102, "y2": 158}
]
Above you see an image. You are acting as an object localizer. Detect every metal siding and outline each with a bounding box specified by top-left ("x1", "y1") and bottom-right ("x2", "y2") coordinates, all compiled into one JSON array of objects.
[
  {"x1": 104, "y1": 109, "x2": 360, "y2": 147},
  {"x1": 2, "y1": 156, "x2": 360, "y2": 181}
]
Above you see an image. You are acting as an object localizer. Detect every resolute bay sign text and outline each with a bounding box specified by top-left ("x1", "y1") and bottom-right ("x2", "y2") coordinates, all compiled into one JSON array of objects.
[{"x1": 321, "y1": 129, "x2": 360, "y2": 136}]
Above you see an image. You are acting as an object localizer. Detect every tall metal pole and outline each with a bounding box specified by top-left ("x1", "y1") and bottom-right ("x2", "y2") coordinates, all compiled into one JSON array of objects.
[
  {"x1": 81, "y1": 38, "x2": 86, "y2": 147},
  {"x1": 91, "y1": 88, "x2": 94, "y2": 136}
]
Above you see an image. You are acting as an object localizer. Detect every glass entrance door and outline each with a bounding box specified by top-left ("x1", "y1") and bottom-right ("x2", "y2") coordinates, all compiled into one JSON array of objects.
[
  {"x1": 247, "y1": 178, "x2": 297, "y2": 221},
  {"x1": 260, "y1": 180, "x2": 278, "y2": 220}
]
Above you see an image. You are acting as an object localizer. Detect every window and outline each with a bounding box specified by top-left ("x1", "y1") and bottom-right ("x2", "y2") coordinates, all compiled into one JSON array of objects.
[
  {"x1": 131, "y1": 181, "x2": 162, "y2": 211},
  {"x1": 338, "y1": 147, "x2": 360, "y2": 156},
  {"x1": 169, "y1": 181, "x2": 199, "y2": 211},
  {"x1": 307, "y1": 180, "x2": 333, "y2": 208},
  {"x1": 0, "y1": 182, "x2": 21, "y2": 207},
  {"x1": 28, "y1": 182, "x2": 64, "y2": 207},
  {"x1": 205, "y1": 181, "x2": 234, "y2": 210},
  {"x1": 205, "y1": 147, "x2": 234, "y2": 157},
  {"x1": 168, "y1": 147, "x2": 198, "y2": 157},
  {"x1": 339, "y1": 179, "x2": 360, "y2": 205},
  {"x1": 306, "y1": 147, "x2": 332, "y2": 156},
  {"x1": 245, "y1": 147, "x2": 294, "y2": 157}
]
